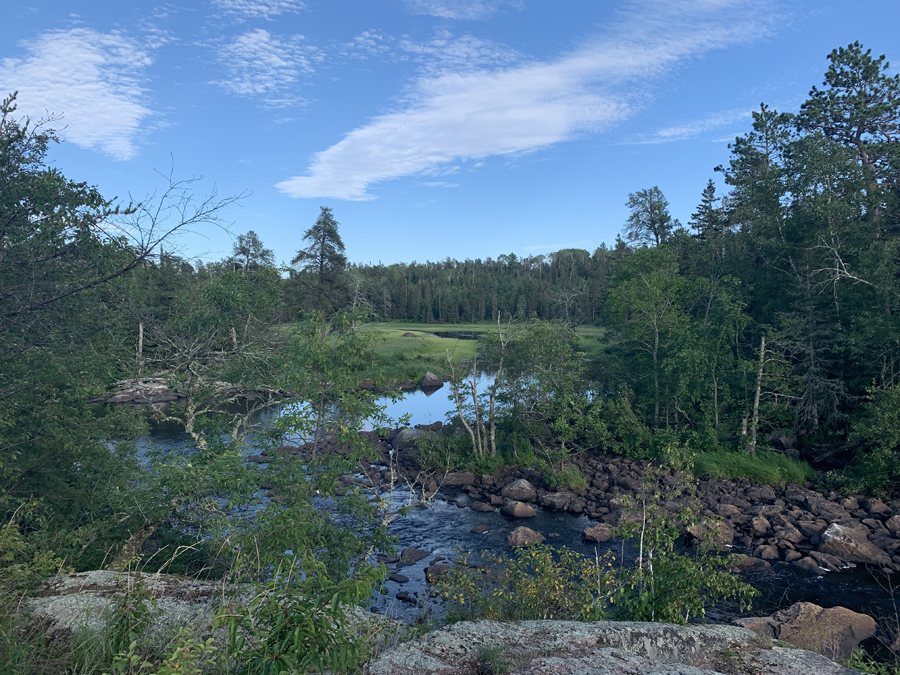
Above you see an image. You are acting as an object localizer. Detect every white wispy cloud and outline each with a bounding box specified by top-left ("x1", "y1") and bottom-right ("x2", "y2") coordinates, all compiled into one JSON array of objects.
[
  {"x1": 212, "y1": 0, "x2": 306, "y2": 20},
  {"x1": 627, "y1": 109, "x2": 752, "y2": 144},
  {"x1": 421, "y1": 180, "x2": 459, "y2": 187},
  {"x1": 342, "y1": 30, "x2": 393, "y2": 59},
  {"x1": 277, "y1": 0, "x2": 776, "y2": 200},
  {"x1": 0, "y1": 28, "x2": 152, "y2": 160},
  {"x1": 402, "y1": 0, "x2": 525, "y2": 21},
  {"x1": 212, "y1": 28, "x2": 323, "y2": 106},
  {"x1": 399, "y1": 30, "x2": 521, "y2": 75}
]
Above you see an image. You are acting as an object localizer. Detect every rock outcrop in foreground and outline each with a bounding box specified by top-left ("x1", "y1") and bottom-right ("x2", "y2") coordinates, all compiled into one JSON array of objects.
[{"x1": 367, "y1": 619, "x2": 861, "y2": 675}]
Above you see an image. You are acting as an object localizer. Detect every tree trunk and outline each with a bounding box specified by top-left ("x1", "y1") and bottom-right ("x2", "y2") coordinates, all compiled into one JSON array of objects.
[
  {"x1": 137, "y1": 321, "x2": 144, "y2": 376},
  {"x1": 749, "y1": 336, "x2": 765, "y2": 456}
]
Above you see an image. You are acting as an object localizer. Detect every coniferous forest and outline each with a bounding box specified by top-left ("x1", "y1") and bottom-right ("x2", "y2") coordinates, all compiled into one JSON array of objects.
[{"x1": 1, "y1": 42, "x2": 900, "y2": 674}]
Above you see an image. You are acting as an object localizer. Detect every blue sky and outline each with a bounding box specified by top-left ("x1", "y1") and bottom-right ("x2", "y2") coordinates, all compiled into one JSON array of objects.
[{"x1": 2, "y1": 0, "x2": 898, "y2": 267}]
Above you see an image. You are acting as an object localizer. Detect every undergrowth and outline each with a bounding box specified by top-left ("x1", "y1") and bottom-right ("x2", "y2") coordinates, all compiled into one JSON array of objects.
[{"x1": 694, "y1": 450, "x2": 812, "y2": 487}]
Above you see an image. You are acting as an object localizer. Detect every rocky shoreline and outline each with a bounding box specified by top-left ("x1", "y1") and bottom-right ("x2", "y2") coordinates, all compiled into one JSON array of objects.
[{"x1": 258, "y1": 426, "x2": 900, "y2": 579}]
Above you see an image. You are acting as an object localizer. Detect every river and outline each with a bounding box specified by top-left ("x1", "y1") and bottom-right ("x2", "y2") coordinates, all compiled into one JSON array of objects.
[{"x1": 138, "y1": 382, "x2": 898, "y2": 649}]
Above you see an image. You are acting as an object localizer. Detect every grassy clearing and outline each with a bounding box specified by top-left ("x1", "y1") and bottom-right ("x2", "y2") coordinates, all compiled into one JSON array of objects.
[
  {"x1": 368, "y1": 322, "x2": 607, "y2": 373},
  {"x1": 361, "y1": 325, "x2": 478, "y2": 383},
  {"x1": 694, "y1": 450, "x2": 813, "y2": 487}
]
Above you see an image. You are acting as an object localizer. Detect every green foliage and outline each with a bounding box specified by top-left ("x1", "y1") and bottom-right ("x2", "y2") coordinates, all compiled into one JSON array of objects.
[
  {"x1": 847, "y1": 649, "x2": 900, "y2": 675},
  {"x1": 437, "y1": 544, "x2": 606, "y2": 623},
  {"x1": 842, "y1": 385, "x2": 900, "y2": 494},
  {"x1": 217, "y1": 562, "x2": 385, "y2": 675},
  {"x1": 473, "y1": 645, "x2": 510, "y2": 675},
  {"x1": 438, "y1": 477, "x2": 756, "y2": 627},
  {"x1": 105, "y1": 633, "x2": 220, "y2": 675},
  {"x1": 607, "y1": 474, "x2": 758, "y2": 624},
  {"x1": 544, "y1": 464, "x2": 587, "y2": 495},
  {"x1": 694, "y1": 450, "x2": 813, "y2": 487}
]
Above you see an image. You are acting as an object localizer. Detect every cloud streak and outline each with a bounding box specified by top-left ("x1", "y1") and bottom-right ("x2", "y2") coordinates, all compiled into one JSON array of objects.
[
  {"x1": 0, "y1": 28, "x2": 152, "y2": 160},
  {"x1": 402, "y1": 0, "x2": 525, "y2": 21},
  {"x1": 211, "y1": 0, "x2": 306, "y2": 20},
  {"x1": 627, "y1": 109, "x2": 753, "y2": 144},
  {"x1": 212, "y1": 29, "x2": 322, "y2": 106},
  {"x1": 277, "y1": 0, "x2": 775, "y2": 200}
]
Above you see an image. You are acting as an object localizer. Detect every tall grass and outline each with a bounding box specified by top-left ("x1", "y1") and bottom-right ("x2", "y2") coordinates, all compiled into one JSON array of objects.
[{"x1": 694, "y1": 450, "x2": 812, "y2": 487}]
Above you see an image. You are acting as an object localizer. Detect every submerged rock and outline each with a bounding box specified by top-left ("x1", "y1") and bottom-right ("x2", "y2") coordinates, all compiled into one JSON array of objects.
[
  {"x1": 507, "y1": 527, "x2": 544, "y2": 548},
  {"x1": 500, "y1": 500, "x2": 536, "y2": 518}
]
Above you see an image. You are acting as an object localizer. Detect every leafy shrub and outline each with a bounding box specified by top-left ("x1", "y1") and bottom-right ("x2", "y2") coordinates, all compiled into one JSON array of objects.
[
  {"x1": 840, "y1": 385, "x2": 900, "y2": 494},
  {"x1": 437, "y1": 544, "x2": 606, "y2": 622},
  {"x1": 545, "y1": 464, "x2": 587, "y2": 495},
  {"x1": 606, "y1": 473, "x2": 757, "y2": 624}
]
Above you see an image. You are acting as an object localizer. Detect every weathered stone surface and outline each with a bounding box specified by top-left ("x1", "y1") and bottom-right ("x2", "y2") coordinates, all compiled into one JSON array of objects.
[
  {"x1": 424, "y1": 564, "x2": 451, "y2": 583},
  {"x1": 442, "y1": 471, "x2": 477, "y2": 487},
  {"x1": 735, "y1": 602, "x2": 876, "y2": 661},
  {"x1": 540, "y1": 492, "x2": 574, "y2": 511},
  {"x1": 687, "y1": 519, "x2": 734, "y2": 547},
  {"x1": 367, "y1": 619, "x2": 858, "y2": 675},
  {"x1": 507, "y1": 527, "x2": 545, "y2": 548},
  {"x1": 420, "y1": 372, "x2": 444, "y2": 389},
  {"x1": 793, "y1": 556, "x2": 825, "y2": 573},
  {"x1": 754, "y1": 545, "x2": 780, "y2": 560},
  {"x1": 471, "y1": 524, "x2": 490, "y2": 534},
  {"x1": 500, "y1": 500, "x2": 537, "y2": 518},
  {"x1": 26, "y1": 571, "x2": 396, "y2": 646},
  {"x1": 470, "y1": 501, "x2": 494, "y2": 512},
  {"x1": 582, "y1": 523, "x2": 612, "y2": 543},
  {"x1": 885, "y1": 514, "x2": 900, "y2": 534},
  {"x1": 501, "y1": 479, "x2": 538, "y2": 502},
  {"x1": 398, "y1": 547, "x2": 429, "y2": 566},
  {"x1": 751, "y1": 516, "x2": 772, "y2": 537},
  {"x1": 388, "y1": 573, "x2": 409, "y2": 583},
  {"x1": 392, "y1": 428, "x2": 424, "y2": 452},
  {"x1": 819, "y1": 523, "x2": 892, "y2": 567}
]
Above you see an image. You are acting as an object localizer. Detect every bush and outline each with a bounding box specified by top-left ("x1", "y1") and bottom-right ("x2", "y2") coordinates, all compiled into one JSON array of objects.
[
  {"x1": 437, "y1": 544, "x2": 606, "y2": 623},
  {"x1": 839, "y1": 385, "x2": 900, "y2": 494},
  {"x1": 545, "y1": 464, "x2": 587, "y2": 495},
  {"x1": 607, "y1": 473, "x2": 757, "y2": 624}
]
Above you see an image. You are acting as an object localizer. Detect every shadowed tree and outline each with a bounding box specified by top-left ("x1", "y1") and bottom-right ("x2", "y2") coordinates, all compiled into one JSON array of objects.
[
  {"x1": 291, "y1": 207, "x2": 348, "y2": 312},
  {"x1": 229, "y1": 230, "x2": 274, "y2": 273},
  {"x1": 623, "y1": 186, "x2": 676, "y2": 247}
]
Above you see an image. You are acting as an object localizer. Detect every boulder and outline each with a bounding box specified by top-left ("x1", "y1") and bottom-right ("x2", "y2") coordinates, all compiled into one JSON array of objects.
[
  {"x1": 819, "y1": 523, "x2": 893, "y2": 567},
  {"x1": 392, "y1": 428, "x2": 424, "y2": 452},
  {"x1": 442, "y1": 471, "x2": 476, "y2": 487},
  {"x1": 424, "y1": 564, "x2": 451, "y2": 583},
  {"x1": 500, "y1": 500, "x2": 537, "y2": 518},
  {"x1": 501, "y1": 479, "x2": 538, "y2": 502},
  {"x1": 687, "y1": 519, "x2": 734, "y2": 548},
  {"x1": 750, "y1": 516, "x2": 771, "y2": 538},
  {"x1": 471, "y1": 525, "x2": 490, "y2": 534},
  {"x1": 420, "y1": 372, "x2": 443, "y2": 389},
  {"x1": 885, "y1": 514, "x2": 900, "y2": 534},
  {"x1": 367, "y1": 619, "x2": 856, "y2": 675},
  {"x1": 470, "y1": 501, "x2": 494, "y2": 512},
  {"x1": 507, "y1": 527, "x2": 545, "y2": 548},
  {"x1": 582, "y1": 524, "x2": 612, "y2": 543},
  {"x1": 398, "y1": 547, "x2": 429, "y2": 567},
  {"x1": 734, "y1": 602, "x2": 876, "y2": 661},
  {"x1": 539, "y1": 492, "x2": 574, "y2": 511}
]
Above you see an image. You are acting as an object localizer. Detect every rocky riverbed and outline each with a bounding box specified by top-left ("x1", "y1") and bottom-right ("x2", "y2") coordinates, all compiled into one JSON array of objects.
[{"x1": 261, "y1": 426, "x2": 900, "y2": 580}]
